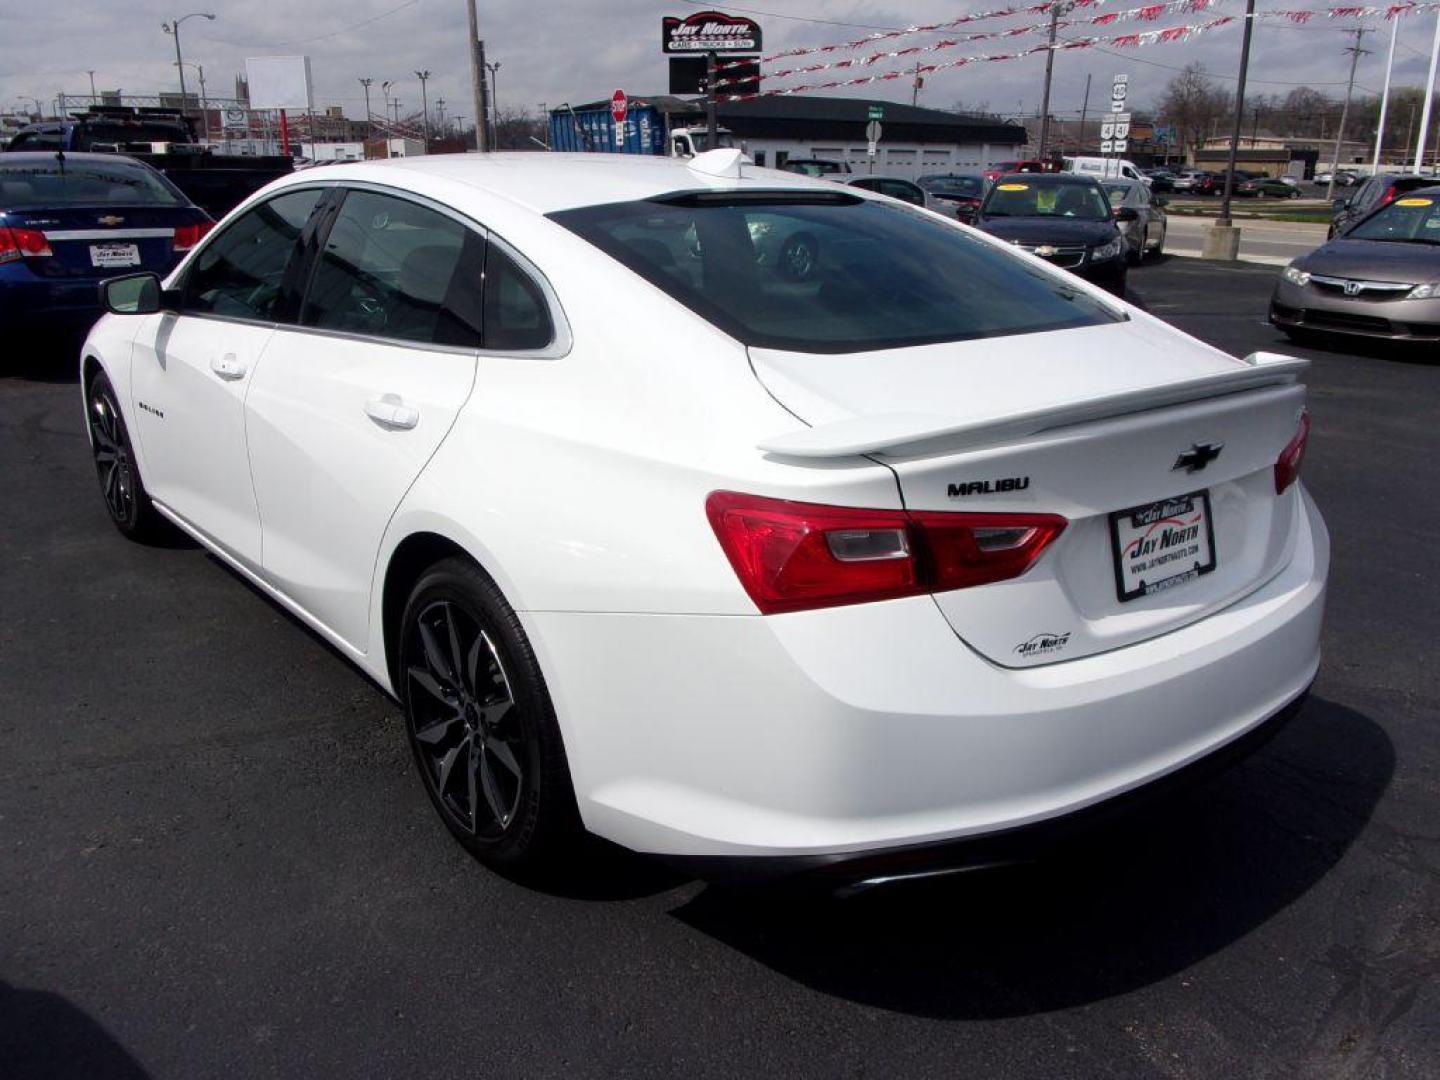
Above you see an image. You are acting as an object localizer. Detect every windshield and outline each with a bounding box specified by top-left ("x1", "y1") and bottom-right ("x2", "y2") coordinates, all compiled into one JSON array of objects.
[
  {"x1": 982, "y1": 178, "x2": 1112, "y2": 221},
  {"x1": 689, "y1": 131, "x2": 734, "y2": 153},
  {"x1": 1347, "y1": 192, "x2": 1440, "y2": 243},
  {"x1": 920, "y1": 175, "x2": 983, "y2": 196},
  {"x1": 550, "y1": 193, "x2": 1121, "y2": 354},
  {"x1": 0, "y1": 158, "x2": 184, "y2": 207},
  {"x1": 784, "y1": 160, "x2": 845, "y2": 177}
]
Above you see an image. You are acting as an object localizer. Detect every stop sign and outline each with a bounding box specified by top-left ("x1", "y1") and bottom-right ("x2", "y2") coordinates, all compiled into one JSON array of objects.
[{"x1": 610, "y1": 89, "x2": 628, "y2": 125}]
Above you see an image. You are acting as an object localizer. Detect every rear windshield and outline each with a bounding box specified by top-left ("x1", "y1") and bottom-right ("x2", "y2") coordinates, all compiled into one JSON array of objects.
[
  {"x1": 549, "y1": 193, "x2": 1121, "y2": 353},
  {"x1": 82, "y1": 122, "x2": 190, "y2": 147},
  {"x1": 1347, "y1": 192, "x2": 1440, "y2": 243},
  {"x1": 0, "y1": 159, "x2": 183, "y2": 208},
  {"x1": 983, "y1": 179, "x2": 1111, "y2": 221}
]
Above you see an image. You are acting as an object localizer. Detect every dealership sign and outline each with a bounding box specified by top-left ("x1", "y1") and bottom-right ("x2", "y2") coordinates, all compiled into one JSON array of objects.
[{"x1": 662, "y1": 10, "x2": 762, "y2": 53}]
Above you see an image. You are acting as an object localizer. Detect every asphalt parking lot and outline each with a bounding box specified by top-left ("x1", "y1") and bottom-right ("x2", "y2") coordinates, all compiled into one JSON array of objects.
[{"x1": 2, "y1": 258, "x2": 1437, "y2": 1078}]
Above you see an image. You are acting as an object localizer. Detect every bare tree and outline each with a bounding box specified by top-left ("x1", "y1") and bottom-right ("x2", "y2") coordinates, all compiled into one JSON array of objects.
[
  {"x1": 1157, "y1": 63, "x2": 1230, "y2": 162},
  {"x1": 493, "y1": 107, "x2": 548, "y2": 150}
]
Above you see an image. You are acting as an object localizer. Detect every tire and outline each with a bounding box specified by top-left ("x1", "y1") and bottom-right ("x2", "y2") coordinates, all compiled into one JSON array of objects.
[
  {"x1": 779, "y1": 231, "x2": 819, "y2": 281},
  {"x1": 1151, "y1": 222, "x2": 1165, "y2": 258},
  {"x1": 85, "y1": 370, "x2": 166, "y2": 541},
  {"x1": 398, "y1": 557, "x2": 581, "y2": 871}
]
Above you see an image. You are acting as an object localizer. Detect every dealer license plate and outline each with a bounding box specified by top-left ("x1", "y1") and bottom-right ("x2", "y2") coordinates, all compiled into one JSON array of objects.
[
  {"x1": 1109, "y1": 491, "x2": 1217, "y2": 602},
  {"x1": 90, "y1": 243, "x2": 140, "y2": 268}
]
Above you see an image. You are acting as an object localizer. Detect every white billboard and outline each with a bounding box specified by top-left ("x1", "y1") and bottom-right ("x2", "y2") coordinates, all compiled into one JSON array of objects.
[{"x1": 244, "y1": 56, "x2": 313, "y2": 110}]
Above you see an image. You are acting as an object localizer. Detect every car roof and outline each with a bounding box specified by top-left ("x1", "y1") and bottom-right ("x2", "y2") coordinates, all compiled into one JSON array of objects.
[
  {"x1": 1, "y1": 150, "x2": 160, "y2": 170},
  {"x1": 263, "y1": 151, "x2": 841, "y2": 215}
]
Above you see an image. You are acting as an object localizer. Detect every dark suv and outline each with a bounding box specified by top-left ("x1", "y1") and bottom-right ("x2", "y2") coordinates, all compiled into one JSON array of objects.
[
  {"x1": 1330, "y1": 174, "x2": 1435, "y2": 237},
  {"x1": 6, "y1": 108, "x2": 193, "y2": 153}
]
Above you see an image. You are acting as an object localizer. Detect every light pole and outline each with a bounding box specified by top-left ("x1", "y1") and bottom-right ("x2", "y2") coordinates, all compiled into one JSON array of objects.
[
  {"x1": 415, "y1": 70, "x2": 431, "y2": 145},
  {"x1": 87, "y1": 70, "x2": 97, "y2": 103},
  {"x1": 161, "y1": 13, "x2": 215, "y2": 118},
  {"x1": 435, "y1": 97, "x2": 446, "y2": 136},
  {"x1": 381, "y1": 80, "x2": 394, "y2": 131},
  {"x1": 359, "y1": 77, "x2": 374, "y2": 136},
  {"x1": 176, "y1": 61, "x2": 210, "y2": 141},
  {"x1": 485, "y1": 60, "x2": 501, "y2": 147}
]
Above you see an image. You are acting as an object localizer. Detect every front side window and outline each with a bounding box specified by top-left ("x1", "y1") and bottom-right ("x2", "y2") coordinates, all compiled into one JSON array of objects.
[
  {"x1": 302, "y1": 189, "x2": 483, "y2": 347},
  {"x1": 182, "y1": 188, "x2": 323, "y2": 321},
  {"x1": 550, "y1": 192, "x2": 1120, "y2": 354}
]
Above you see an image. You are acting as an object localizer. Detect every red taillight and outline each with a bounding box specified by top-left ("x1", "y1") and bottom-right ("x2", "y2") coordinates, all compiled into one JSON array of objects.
[
  {"x1": 705, "y1": 491, "x2": 1067, "y2": 614},
  {"x1": 172, "y1": 220, "x2": 214, "y2": 251},
  {"x1": 1274, "y1": 410, "x2": 1311, "y2": 494},
  {"x1": 0, "y1": 225, "x2": 53, "y2": 263}
]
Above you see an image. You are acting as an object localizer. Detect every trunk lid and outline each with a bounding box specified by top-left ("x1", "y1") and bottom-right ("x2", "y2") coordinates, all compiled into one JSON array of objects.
[
  {"x1": 750, "y1": 318, "x2": 1308, "y2": 665},
  {"x1": 3, "y1": 205, "x2": 198, "y2": 278}
]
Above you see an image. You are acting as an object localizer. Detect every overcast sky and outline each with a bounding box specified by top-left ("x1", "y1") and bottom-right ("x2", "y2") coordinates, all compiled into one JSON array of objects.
[{"x1": 3, "y1": 0, "x2": 1439, "y2": 126}]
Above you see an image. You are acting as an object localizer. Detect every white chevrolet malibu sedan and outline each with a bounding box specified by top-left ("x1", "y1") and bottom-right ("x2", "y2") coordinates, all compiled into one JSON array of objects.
[{"x1": 80, "y1": 150, "x2": 1327, "y2": 887}]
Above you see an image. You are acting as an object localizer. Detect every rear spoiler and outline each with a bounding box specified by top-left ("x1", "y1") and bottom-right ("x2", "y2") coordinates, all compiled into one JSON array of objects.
[{"x1": 757, "y1": 351, "x2": 1309, "y2": 459}]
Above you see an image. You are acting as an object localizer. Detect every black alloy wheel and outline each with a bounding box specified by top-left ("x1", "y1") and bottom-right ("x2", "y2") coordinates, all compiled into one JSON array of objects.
[
  {"x1": 399, "y1": 558, "x2": 580, "y2": 868},
  {"x1": 87, "y1": 372, "x2": 162, "y2": 540}
]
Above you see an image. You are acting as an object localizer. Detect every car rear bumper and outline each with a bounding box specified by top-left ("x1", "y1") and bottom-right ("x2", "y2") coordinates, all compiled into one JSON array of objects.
[
  {"x1": 1270, "y1": 281, "x2": 1440, "y2": 341},
  {"x1": 526, "y1": 489, "x2": 1328, "y2": 863}
]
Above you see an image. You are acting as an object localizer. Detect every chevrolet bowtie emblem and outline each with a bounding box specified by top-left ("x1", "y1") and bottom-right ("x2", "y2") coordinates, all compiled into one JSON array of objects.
[
  {"x1": 1034, "y1": 244, "x2": 1058, "y2": 257},
  {"x1": 1172, "y1": 442, "x2": 1224, "y2": 473},
  {"x1": 97, "y1": 215, "x2": 124, "y2": 226}
]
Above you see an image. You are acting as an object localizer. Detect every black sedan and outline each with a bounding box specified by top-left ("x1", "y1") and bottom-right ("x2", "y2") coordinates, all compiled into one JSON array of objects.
[
  {"x1": 0, "y1": 152, "x2": 212, "y2": 337},
  {"x1": 1271, "y1": 186, "x2": 1440, "y2": 343},
  {"x1": 968, "y1": 173, "x2": 1128, "y2": 294}
]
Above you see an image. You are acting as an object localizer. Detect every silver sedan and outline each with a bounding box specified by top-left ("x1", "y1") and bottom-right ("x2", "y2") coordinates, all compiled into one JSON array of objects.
[{"x1": 1102, "y1": 178, "x2": 1168, "y2": 264}]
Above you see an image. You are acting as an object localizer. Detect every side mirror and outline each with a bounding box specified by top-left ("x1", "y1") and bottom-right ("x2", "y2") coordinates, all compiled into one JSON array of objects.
[
  {"x1": 99, "y1": 272, "x2": 166, "y2": 315},
  {"x1": 1114, "y1": 206, "x2": 1140, "y2": 223},
  {"x1": 1332, "y1": 197, "x2": 1349, "y2": 212}
]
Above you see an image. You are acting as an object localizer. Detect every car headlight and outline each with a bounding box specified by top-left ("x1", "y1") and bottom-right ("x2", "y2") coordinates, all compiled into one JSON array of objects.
[
  {"x1": 1282, "y1": 265, "x2": 1311, "y2": 286},
  {"x1": 1407, "y1": 282, "x2": 1440, "y2": 299},
  {"x1": 1092, "y1": 238, "x2": 1123, "y2": 261}
]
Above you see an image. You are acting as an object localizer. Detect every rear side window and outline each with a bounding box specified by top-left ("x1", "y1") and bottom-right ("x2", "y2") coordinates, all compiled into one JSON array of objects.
[
  {"x1": 182, "y1": 188, "x2": 323, "y2": 321},
  {"x1": 484, "y1": 245, "x2": 553, "y2": 351},
  {"x1": 550, "y1": 193, "x2": 1120, "y2": 354},
  {"x1": 302, "y1": 189, "x2": 483, "y2": 347},
  {"x1": 0, "y1": 158, "x2": 183, "y2": 208}
]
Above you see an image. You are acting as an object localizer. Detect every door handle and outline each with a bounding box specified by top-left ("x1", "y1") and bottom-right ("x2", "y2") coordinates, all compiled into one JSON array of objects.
[
  {"x1": 364, "y1": 394, "x2": 419, "y2": 431},
  {"x1": 210, "y1": 353, "x2": 246, "y2": 381}
]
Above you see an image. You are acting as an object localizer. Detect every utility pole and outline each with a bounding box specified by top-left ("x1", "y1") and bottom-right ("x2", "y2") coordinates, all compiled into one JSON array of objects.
[
  {"x1": 87, "y1": 70, "x2": 97, "y2": 103},
  {"x1": 466, "y1": 0, "x2": 489, "y2": 151},
  {"x1": 381, "y1": 81, "x2": 393, "y2": 132},
  {"x1": 359, "y1": 77, "x2": 373, "y2": 136},
  {"x1": 1373, "y1": 15, "x2": 1398, "y2": 172},
  {"x1": 1211, "y1": 0, "x2": 1256, "y2": 255},
  {"x1": 436, "y1": 97, "x2": 446, "y2": 136},
  {"x1": 1078, "y1": 72, "x2": 1091, "y2": 155},
  {"x1": 161, "y1": 13, "x2": 216, "y2": 120},
  {"x1": 911, "y1": 61, "x2": 922, "y2": 107},
  {"x1": 706, "y1": 51, "x2": 718, "y2": 145},
  {"x1": 1036, "y1": 2, "x2": 1069, "y2": 161},
  {"x1": 391, "y1": 98, "x2": 401, "y2": 125},
  {"x1": 415, "y1": 70, "x2": 431, "y2": 146},
  {"x1": 1416, "y1": 10, "x2": 1440, "y2": 172},
  {"x1": 1327, "y1": 28, "x2": 1370, "y2": 201}
]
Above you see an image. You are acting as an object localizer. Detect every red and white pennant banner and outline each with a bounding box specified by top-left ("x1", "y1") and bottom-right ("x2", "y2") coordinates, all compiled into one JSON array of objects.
[
  {"x1": 714, "y1": 0, "x2": 1218, "y2": 87},
  {"x1": 722, "y1": 15, "x2": 1239, "y2": 101}
]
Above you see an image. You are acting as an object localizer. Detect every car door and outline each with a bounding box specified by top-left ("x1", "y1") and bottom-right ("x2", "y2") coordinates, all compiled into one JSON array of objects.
[
  {"x1": 129, "y1": 186, "x2": 327, "y2": 569},
  {"x1": 243, "y1": 186, "x2": 493, "y2": 649}
]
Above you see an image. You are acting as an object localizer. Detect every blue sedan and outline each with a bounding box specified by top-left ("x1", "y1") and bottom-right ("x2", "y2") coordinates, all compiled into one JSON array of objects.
[{"x1": 1, "y1": 152, "x2": 212, "y2": 336}]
